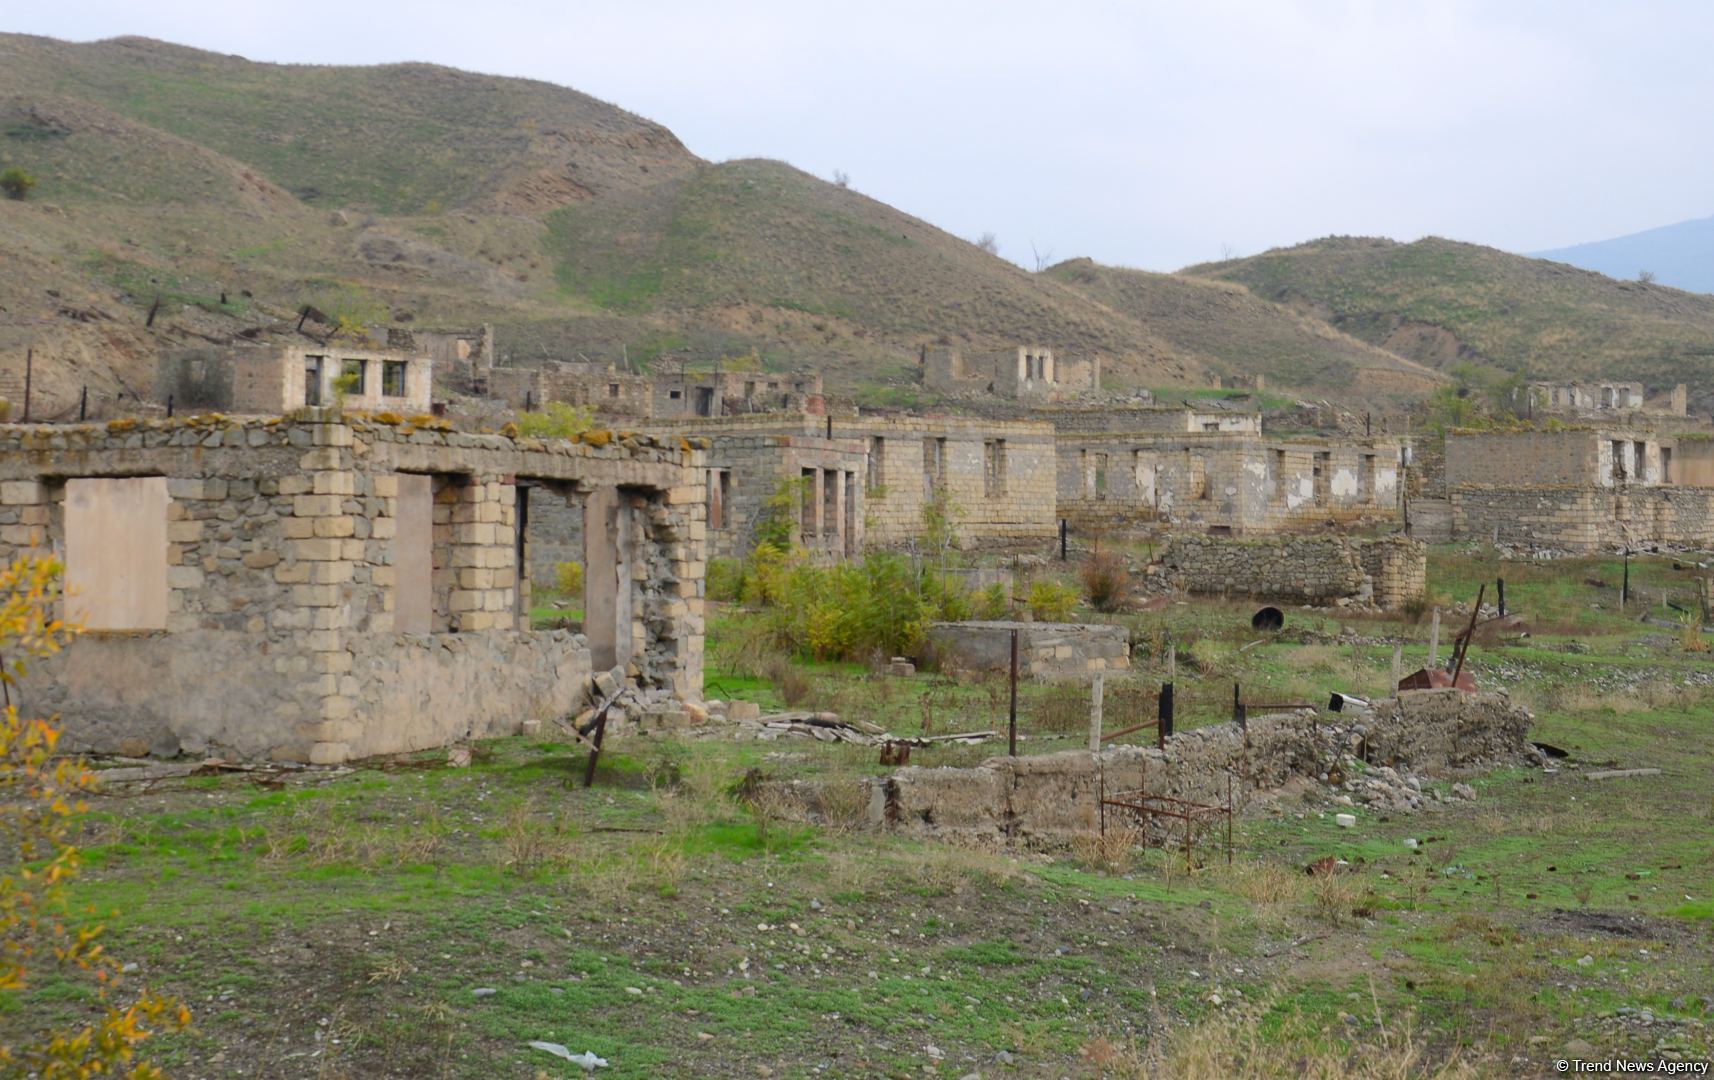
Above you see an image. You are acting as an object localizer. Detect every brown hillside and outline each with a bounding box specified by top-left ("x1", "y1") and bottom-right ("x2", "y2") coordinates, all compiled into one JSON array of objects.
[{"x1": 1043, "y1": 258, "x2": 1443, "y2": 401}]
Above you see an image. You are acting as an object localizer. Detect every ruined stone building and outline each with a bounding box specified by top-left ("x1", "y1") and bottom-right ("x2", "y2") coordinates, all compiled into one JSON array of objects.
[
  {"x1": 1054, "y1": 425, "x2": 1405, "y2": 536},
  {"x1": 157, "y1": 344, "x2": 435, "y2": 416},
  {"x1": 652, "y1": 370, "x2": 824, "y2": 419},
  {"x1": 922, "y1": 345, "x2": 1101, "y2": 402},
  {"x1": 484, "y1": 361, "x2": 655, "y2": 419},
  {"x1": 1441, "y1": 426, "x2": 1714, "y2": 548},
  {"x1": 643, "y1": 412, "x2": 1056, "y2": 548},
  {"x1": 0, "y1": 412, "x2": 705, "y2": 763},
  {"x1": 1515, "y1": 381, "x2": 1688, "y2": 421}
]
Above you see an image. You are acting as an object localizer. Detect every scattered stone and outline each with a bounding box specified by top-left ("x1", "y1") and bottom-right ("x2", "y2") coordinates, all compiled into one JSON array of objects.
[
  {"x1": 1335, "y1": 813, "x2": 1357, "y2": 828},
  {"x1": 472, "y1": 987, "x2": 497, "y2": 997},
  {"x1": 1452, "y1": 782, "x2": 1477, "y2": 800},
  {"x1": 728, "y1": 701, "x2": 762, "y2": 722}
]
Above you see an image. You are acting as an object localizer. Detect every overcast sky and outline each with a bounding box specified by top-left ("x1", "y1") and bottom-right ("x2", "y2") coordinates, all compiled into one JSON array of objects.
[{"x1": 10, "y1": 1, "x2": 1712, "y2": 271}]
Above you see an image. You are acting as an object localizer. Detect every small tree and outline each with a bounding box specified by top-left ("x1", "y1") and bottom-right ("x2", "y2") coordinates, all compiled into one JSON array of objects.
[
  {"x1": 831, "y1": 169, "x2": 850, "y2": 189},
  {"x1": 0, "y1": 168, "x2": 35, "y2": 201},
  {"x1": 975, "y1": 231, "x2": 999, "y2": 256},
  {"x1": 0, "y1": 557, "x2": 188, "y2": 1073},
  {"x1": 1638, "y1": 269, "x2": 1657, "y2": 284}
]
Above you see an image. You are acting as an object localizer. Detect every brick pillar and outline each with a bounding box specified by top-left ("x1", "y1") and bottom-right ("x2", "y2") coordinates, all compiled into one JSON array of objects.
[
  {"x1": 447, "y1": 475, "x2": 516, "y2": 632},
  {"x1": 286, "y1": 418, "x2": 364, "y2": 765}
]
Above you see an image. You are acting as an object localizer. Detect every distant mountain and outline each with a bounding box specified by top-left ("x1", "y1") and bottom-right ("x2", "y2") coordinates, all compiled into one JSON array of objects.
[
  {"x1": 1533, "y1": 215, "x2": 1714, "y2": 295},
  {"x1": 1185, "y1": 236, "x2": 1714, "y2": 393}
]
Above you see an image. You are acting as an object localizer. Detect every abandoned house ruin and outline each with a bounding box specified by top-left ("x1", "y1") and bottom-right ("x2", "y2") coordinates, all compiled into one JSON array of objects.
[
  {"x1": 0, "y1": 411, "x2": 706, "y2": 764},
  {"x1": 922, "y1": 345, "x2": 1102, "y2": 402},
  {"x1": 1161, "y1": 534, "x2": 1426, "y2": 610},
  {"x1": 1442, "y1": 427, "x2": 1714, "y2": 549},
  {"x1": 645, "y1": 412, "x2": 1057, "y2": 549},
  {"x1": 157, "y1": 343, "x2": 435, "y2": 416}
]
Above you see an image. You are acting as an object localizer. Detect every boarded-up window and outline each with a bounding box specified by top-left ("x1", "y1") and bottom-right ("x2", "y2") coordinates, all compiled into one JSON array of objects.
[
  {"x1": 867, "y1": 437, "x2": 885, "y2": 491},
  {"x1": 1360, "y1": 454, "x2": 1376, "y2": 503},
  {"x1": 802, "y1": 468, "x2": 819, "y2": 538},
  {"x1": 984, "y1": 439, "x2": 1007, "y2": 497},
  {"x1": 64, "y1": 477, "x2": 168, "y2": 631},
  {"x1": 708, "y1": 469, "x2": 729, "y2": 531},
  {"x1": 1313, "y1": 452, "x2": 1330, "y2": 504},
  {"x1": 822, "y1": 470, "x2": 838, "y2": 541},
  {"x1": 393, "y1": 474, "x2": 435, "y2": 634}
]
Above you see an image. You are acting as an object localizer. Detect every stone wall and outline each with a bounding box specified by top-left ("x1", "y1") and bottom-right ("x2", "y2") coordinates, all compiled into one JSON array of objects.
[
  {"x1": 700, "y1": 435, "x2": 867, "y2": 560},
  {"x1": 1162, "y1": 534, "x2": 1425, "y2": 609},
  {"x1": 643, "y1": 413, "x2": 1056, "y2": 547},
  {"x1": 1446, "y1": 429, "x2": 1668, "y2": 489},
  {"x1": 1036, "y1": 406, "x2": 1258, "y2": 435},
  {"x1": 0, "y1": 412, "x2": 707, "y2": 763},
  {"x1": 1058, "y1": 434, "x2": 1405, "y2": 537},
  {"x1": 772, "y1": 690, "x2": 1531, "y2": 846},
  {"x1": 923, "y1": 620, "x2": 1130, "y2": 679},
  {"x1": 1449, "y1": 486, "x2": 1714, "y2": 550}
]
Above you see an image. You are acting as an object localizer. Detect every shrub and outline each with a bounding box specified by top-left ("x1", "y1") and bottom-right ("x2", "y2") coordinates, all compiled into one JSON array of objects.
[
  {"x1": 517, "y1": 401, "x2": 593, "y2": 439},
  {"x1": 706, "y1": 557, "x2": 743, "y2": 603},
  {"x1": 554, "y1": 560, "x2": 584, "y2": 596},
  {"x1": 0, "y1": 167, "x2": 36, "y2": 201},
  {"x1": 975, "y1": 581, "x2": 1010, "y2": 620},
  {"x1": 0, "y1": 558, "x2": 189, "y2": 1072},
  {"x1": 1079, "y1": 548, "x2": 1131, "y2": 612},
  {"x1": 1027, "y1": 578, "x2": 1078, "y2": 622}
]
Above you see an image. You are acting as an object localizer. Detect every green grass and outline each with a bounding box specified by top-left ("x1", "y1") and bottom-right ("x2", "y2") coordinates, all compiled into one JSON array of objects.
[{"x1": 14, "y1": 549, "x2": 1714, "y2": 1075}]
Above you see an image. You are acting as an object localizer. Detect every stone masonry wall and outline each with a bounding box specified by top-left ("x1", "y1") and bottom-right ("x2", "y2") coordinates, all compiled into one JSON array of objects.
[
  {"x1": 0, "y1": 412, "x2": 707, "y2": 763},
  {"x1": 1162, "y1": 534, "x2": 1426, "y2": 609},
  {"x1": 643, "y1": 413, "x2": 1056, "y2": 547},
  {"x1": 1450, "y1": 486, "x2": 1714, "y2": 550},
  {"x1": 923, "y1": 620, "x2": 1130, "y2": 679}
]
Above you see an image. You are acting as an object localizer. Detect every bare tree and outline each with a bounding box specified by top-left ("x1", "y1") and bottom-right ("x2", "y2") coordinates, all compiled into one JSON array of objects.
[
  {"x1": 1219, "y1": 242, "x2": 1239, "y2": 261},
  {"x1": 975, "y1": 231, "x2": 999, "y2": 256},
  {"x1": 1030, "y1": 240, "x2": 1054, "y2": 272},
  {"x1": 1638, "y1": 269, "x2": 1657, "y2": 284},
  {"x1": 832, "y1": 169, "x2": 850, "y2": 189}
]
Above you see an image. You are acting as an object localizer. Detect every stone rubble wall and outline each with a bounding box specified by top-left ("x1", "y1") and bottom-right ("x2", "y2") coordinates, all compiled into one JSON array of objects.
[
  {"x1": 923, "y1": 620, "x2": 1130, "y2": 679},
  {"x1": 1161, "y1": 533, "x2": 1425, "y2": 609},
  {"x1": 769, "y1": 690, "x2": 1532, "y2": 847}
]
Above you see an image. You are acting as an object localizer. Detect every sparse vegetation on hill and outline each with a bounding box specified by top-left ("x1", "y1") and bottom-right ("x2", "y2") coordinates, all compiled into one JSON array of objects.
[
  {"x1": 1045, "y1": 257, "x2": 1443, "y2": 400},
  {"x1": 1186, "y1": 236, "x2": 1714, "y2": 393}
]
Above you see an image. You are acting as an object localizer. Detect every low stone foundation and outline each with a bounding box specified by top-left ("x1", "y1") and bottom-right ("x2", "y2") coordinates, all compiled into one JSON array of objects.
[
  {"x1": 769, "y1": 689, "x2": 1532, "y2": 847},
  {"x1": 922, "y1": 620, "x2": 1130, "y2": 679}
]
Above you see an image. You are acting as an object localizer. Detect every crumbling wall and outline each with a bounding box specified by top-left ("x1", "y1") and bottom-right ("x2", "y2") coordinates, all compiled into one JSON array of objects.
[
  {"x1": 1162, "y1": 534, "x2": 1425, "y2": 609},
  {"x1": 0, "y1": 412, "x2": 706, "y2": 763},
  {"x1": 771, "y1": 690, "x2": 1532, "y2": 846},
  {"x1": 923, "y1": 620, "x2": 1130, "y2": 678}
]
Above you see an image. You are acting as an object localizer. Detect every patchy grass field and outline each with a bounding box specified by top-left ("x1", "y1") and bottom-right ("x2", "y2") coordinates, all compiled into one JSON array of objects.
[{"x1": 21, "y1": 550, "x2": 1714, "y2": 1077}]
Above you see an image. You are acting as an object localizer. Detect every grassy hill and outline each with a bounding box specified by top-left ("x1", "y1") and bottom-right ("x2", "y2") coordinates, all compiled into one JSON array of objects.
[
  {"x1": 1043, "y1": 257, "x2": 1442, "y2": 400},
  {"x1": 1185, "y1": 236, "x2": 1714, "y2": 392}
]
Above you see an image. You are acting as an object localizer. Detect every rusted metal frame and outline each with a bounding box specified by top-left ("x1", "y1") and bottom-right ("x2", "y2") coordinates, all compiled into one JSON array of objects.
[
  {"x1": 1101, "y1": 719, "x2": 1159, "y2": 743},
  {"x1": 1449, "y1": 583, "x2": 1486, "y2": 688}
]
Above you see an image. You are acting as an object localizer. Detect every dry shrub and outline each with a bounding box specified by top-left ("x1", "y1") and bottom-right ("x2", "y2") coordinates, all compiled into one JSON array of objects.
[
  {"x1": 1080, "y1": 548, "x2": 1132, "y2": 613},
  {"x1": 1072, "y1": 826, "x2": 1142, "y2": 874},
  {"x1": 1218, "y1": 859, "x2": 1307, "y2": 916},
  {"x1": 1092, "y1": 991, "x2": 1480, "y2": 1079},
  {"x1": 1310, "y1": 869, "x2": 1368, "y2": 925},
  {"x1": 762, "y1": 653, "x2": 814, "y2": 708},
  {"x1": 499, "y1": 800, "x2": 578, "y2": 874},
  {"x1": 817, "y1": 778, "x2": 875, "y2": 834}
]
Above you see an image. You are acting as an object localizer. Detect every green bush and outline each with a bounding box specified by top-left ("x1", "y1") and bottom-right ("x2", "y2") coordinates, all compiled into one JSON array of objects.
[
  {"x1": 1027, "y1": 579, "x2": 1079, "y2": 622},
  {"x1": 707, "y1": 557, "x2": 743, "y2": 602},
  {"x1": 517, "y1": 401, "x2": 594, "y2": 439},
  {"x1": 975, "y1": 581, "x2": 1010, "y2": 620},
  {"x1": 554, "y1": 560, "x2": 584, "y2": 596},
  {"x1": 734, "y1": 547, "x2": 974, "y2": 662},
  {"x1": 0, "y1": 167, "x2": 36, "y2": 201}
]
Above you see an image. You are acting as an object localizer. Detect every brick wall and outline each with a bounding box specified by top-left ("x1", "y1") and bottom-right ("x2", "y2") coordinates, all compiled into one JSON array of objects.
[
  {"x1": 1163, "y1": 533, "x2": 1425, "y2": 609},
  {"x1": 1449, "y1": 486, "x2": 1714, "y2": 549}
]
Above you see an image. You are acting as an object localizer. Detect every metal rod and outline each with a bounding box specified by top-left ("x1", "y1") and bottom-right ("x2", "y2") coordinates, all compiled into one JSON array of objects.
[
  {"x1": 1101, "y1": 719, "x2": 1158, "y2": 743},
  {"x1": 1008, "y1": 627, "x2": 1019, "y2": 757},
  {"x1": 1059, "y1": 519, "x2": 1067, "y2": 561},
  {"x1": 1450, "y1": 583, "x2": 1485, "y2": 688},
  {"x1": 1226, "y1": 772, "x2": 1233, "y2": 866},
  {"x1": 1497, "y1": 577, "x2": 1506, "y2": 618},
  {"x1": 21, "y1": 349, "x2": 31, "y2": 423},
  {"x1": 167, "y1": 394, "x2": 175, "y2": 418},
  {"x1": 1158, "y1": 681, "x2": 1173, "y2": 744},
  {"x1": 78, "y1": 385, "x2": 87, "y2": 422},
  {"x1": 1622, "y1": 548, "x2": 1630, "y2": 608}
]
